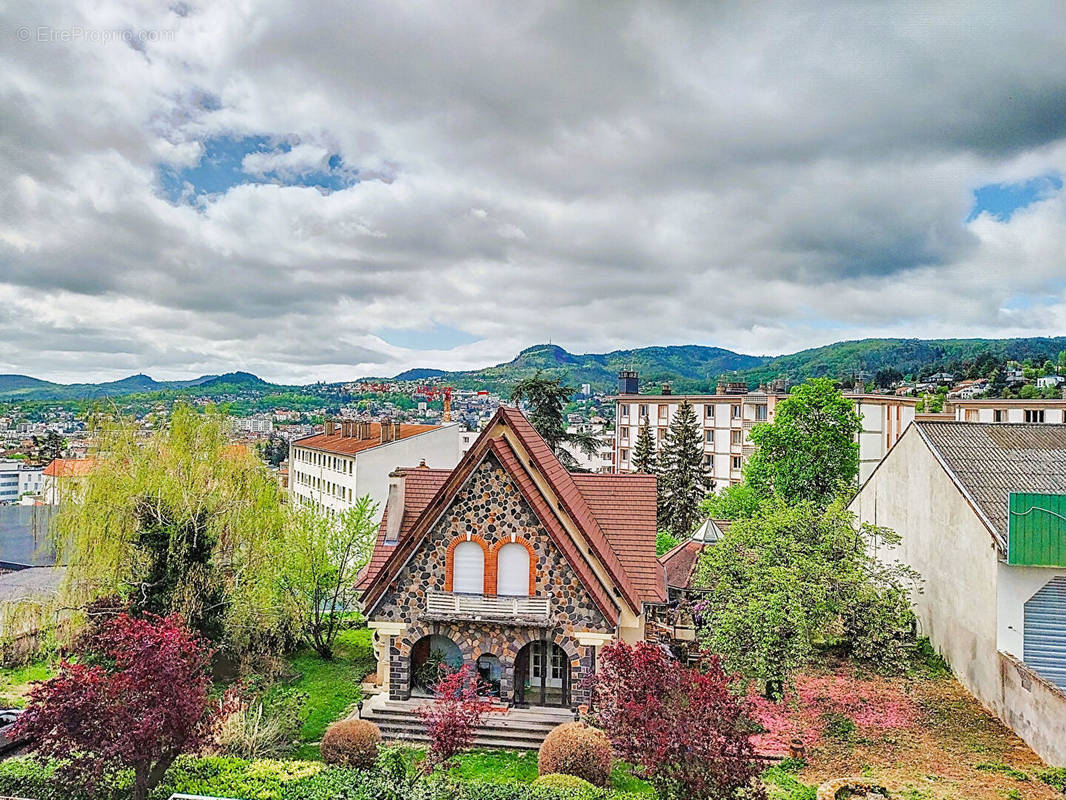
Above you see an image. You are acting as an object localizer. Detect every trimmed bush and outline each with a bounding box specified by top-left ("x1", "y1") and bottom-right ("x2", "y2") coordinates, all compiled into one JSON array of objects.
[
  {"x1": 533, "y1": 772, "x2": 596, "y2": 790},
  {"x1": 538, "y1": 722, "x2": 613, "y2": 787},
  {"x1": 320, "y1": 718, "x2": 382, "y2": 768}
]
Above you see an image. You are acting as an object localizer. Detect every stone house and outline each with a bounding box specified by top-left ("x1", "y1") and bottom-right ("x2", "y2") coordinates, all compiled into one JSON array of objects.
[{"x1": 357, "y1": 405, "x2": 664, "y2": 710}]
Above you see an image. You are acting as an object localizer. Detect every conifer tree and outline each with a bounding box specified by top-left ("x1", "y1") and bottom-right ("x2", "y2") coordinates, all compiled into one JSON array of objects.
[
  {"x1": 656, "y1": 399, "x2": 711, "y2": 536},
  {"x1": 631, "y1": 419, "x2": 657, "y2": 474}
]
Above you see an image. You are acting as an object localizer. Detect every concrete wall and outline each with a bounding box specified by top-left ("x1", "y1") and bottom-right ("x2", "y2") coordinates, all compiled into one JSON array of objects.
[
  {"x1": 997, "y1": 563, "x2": 1066, "y2": 659},
  {"x1": 998, "y1": 652, "x2": 1066, "y2": 766},
  {"x1": 850, "y1": 427, "x2": 1003, "y2": 708},
  {"x1": 354, "y1": 425, "x2": 462, "y2": 515}
]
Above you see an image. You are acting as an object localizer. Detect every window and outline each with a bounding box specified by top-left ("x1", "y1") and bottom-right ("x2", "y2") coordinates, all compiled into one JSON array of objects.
[
  {"x1": 1026, "y1": 409, "x2": 1046, "y2": 423},
  {"x1": 731, "y1": 430, "x2": 742, "y2": 445},
  {"x1": 620, "y1": 426, "x2": 629, "y2": 441},
  {"x1": 620, "y1": 449, "x2": 629, "y2": 462},
  {"x1": 638, "y1": 404, "x2": 649, "y2": 418},
  {"x1": 704, "y1": 430, "x2": 714, "y2": 443},
  {"x1": 658, "y1": 427, "x2": 668, "y2": 440},
  {"x1": 658, "y1": 404, "x2": 669, "y2": 419},
  {"x1": 965, "y1": 409, "x2": 979, "y2": 422},
  {"x1": 704, "y1": 454, "x2": 714, "y2": 468},
  {"x1": 497, "y1": 543, "x2": 530, "y2": 596},
  {"x1": 732, "y1": 456, "x2": 742, "y2": 470},
  {"x1": 731, "y1": 405, "x2": 741, "y2": 419},
  {"x1": 452, "y1": 541, "x2": 485, "y2": 594},
  {"x1": 620, "y1": 405, "x2": 630, "y2": 419},
  {"x1": 705, "y1": 405, "x2": 714, "y2": 419},
  {"x1": 755, "y1": 405, "x2": 768, "y2": 421},
  {"x1": 994, "y1": 409, "x2": 1005, "y2": 422}
]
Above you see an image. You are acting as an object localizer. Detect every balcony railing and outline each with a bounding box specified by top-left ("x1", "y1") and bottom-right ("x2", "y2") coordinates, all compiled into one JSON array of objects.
[{"x1": 425, "y1": 591, "x2": 550, "y2": 623}]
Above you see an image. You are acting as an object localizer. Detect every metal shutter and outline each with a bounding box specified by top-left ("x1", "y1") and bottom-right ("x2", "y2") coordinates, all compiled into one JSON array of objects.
[
  {"x1": 497, "y1": 543, "x2": 530, "y2": 596},
  {"x1": 452, "y1": 541, "x2": 484, "y2": 594},
  {"x1": 1024, "y1": 576, "x2": 1066, "y2": 689}
]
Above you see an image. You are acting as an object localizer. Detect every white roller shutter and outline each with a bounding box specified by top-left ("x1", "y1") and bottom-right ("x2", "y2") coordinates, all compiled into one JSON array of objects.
[
  {"x1": 452, "y1": 540, "x2": 484, "y2": 594},
  {"x1": 497, "y1": 543, "x2": 530, "y2": 596},
  {"x1": 1024, "y1": 576, "x2": 1066, "y2": 689}
]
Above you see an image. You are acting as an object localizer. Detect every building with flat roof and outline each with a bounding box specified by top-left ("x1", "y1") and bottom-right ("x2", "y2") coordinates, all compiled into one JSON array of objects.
[
  {"x1": 289, "y1": 419, "x2": 462, "y2": 518},
  {"x1": 611, "y1": 374, "x2": 917, "y2": 487},
  {"x1": 952, "y1": 398, "x2": 1066, "y2": 425}
]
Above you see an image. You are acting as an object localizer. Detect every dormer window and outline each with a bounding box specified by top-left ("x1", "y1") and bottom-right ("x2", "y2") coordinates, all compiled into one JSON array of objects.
[
  {"x1": 497, "y1": 542, "x2": 531, "y2": 596},
  {"x1": 452, "y1": 540, "x2": 485, "y2": 594}
]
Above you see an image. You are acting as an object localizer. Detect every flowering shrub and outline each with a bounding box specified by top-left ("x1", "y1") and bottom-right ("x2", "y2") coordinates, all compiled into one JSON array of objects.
[
  {"x1": 589, "y1": 640, "x2": 764, "y2": 800},
  {"x1": 11, "y1": 613, "x2": 213, "y2": 800},
  {"x1": 748, "y1": 669, "x2": 919, "y2": 752},
  {"x1": 416, "y1": 663, "x2": 494, "y2": 771},
  {"x1": 538, "y1": 722, "x2": 613, "y2": 786}
]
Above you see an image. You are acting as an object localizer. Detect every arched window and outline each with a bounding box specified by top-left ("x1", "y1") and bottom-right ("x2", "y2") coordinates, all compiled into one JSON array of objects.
[
  {"x1": 497, "y1": 542, "x2": 531, "y2": 596},
  {"x1": 452, "y1": 540, "x2": 485, "y2": 594}
]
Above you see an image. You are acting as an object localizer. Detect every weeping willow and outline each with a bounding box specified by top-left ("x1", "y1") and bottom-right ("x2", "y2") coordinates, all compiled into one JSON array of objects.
[{"x1": 52, "y1": 404, "x2": 298, "y2": 659}]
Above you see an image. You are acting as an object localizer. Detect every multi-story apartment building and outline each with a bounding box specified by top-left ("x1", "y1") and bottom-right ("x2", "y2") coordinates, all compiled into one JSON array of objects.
[
  {"x1": 951, "y1": 398, "x2": 1066, "y2": 424},
  {"x1": 0, "y1": 461, "x2": 44, "y2": 505},
  {"x1": 289, "y1": 419, "x2": 463, "y2": 518},
  {"x1": 612, "y1": 372, "x2": 917, "y2": 487}
]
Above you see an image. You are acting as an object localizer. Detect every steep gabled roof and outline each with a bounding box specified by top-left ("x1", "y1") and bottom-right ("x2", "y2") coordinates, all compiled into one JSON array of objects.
[
  {"x1": 914, "y1": 422, "x2": 1066, "y2": 546},
  {"x1": 572, "y1": 473, "x2": 665, "y2": 603},
  {"x1": 658, "y1": 519, "x2": 729, "y2": 591},
  {"x1": 359, "y1": 406, "x2": 654, "y2": 623}
]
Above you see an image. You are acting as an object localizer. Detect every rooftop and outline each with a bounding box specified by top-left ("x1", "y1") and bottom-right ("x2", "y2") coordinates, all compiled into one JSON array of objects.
[{"x1": 294, "y1": 422, "x2": 441, "y2": 457}]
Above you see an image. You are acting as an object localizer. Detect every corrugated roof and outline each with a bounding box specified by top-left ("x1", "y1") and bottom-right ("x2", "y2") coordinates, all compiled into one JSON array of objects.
[
  {"x1": 916, "y1": 422, "x2": 1066, "y2": 541},
  {"x1": 295, "y1": 423, "x2": 440, "y2": 457}
]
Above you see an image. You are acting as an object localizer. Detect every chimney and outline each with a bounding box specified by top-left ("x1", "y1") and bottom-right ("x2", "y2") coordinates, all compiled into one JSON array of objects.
[
  {"x1": 661, "y1": 382, "x2": 672, "y2": 395},
  {"x1": 384, "y1": 470, "x2": 405, "y2": 544},
  {"x1": 357, "y1": 420, "x2": 370, "y2": 439},
  {"x1": 394, "y1": 420, "x2": 402, "y2": 440},
  {"x1": 325, "y1": 419, "x2": 338, "y2": 436},
  {"x1": 617, "y1": 370, "x2": 639, "y2": 395}
]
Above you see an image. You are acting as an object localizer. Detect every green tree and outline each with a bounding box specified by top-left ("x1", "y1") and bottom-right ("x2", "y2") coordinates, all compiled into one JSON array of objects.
[
  {"x1": 1019, "y1": 384, "x2": 1039, "y2": 399},
  {"x1": 744, "y1": 379, "x2": 862, "y2": 507},
  {"x1": 50, "y1": 405, "x2": 294, "y2": 658},
  {"x1": 279, "y1": 496, "x2": 378, "y2": 658},
  {"x1": 656, "y1": 530, "x2": 680, "y2": 556},
  {"x1": 701, "y1": 482, "x2": 764, "y2": 521},
  {"x1": 631, "y1": 419, "x2": 657, "y2": 474},
  {"x1": 40, "y1": 431, "x2": 64, "y2": 463},
  {"x1": 510, "y1": 371, "x2": 598, "y2": 469},
  {"x1": 693, "y1": 499, "x2": 918, "y2": 697},
  {"x1": 656, "y1": 400, "x2": 711, "y2": 536}
]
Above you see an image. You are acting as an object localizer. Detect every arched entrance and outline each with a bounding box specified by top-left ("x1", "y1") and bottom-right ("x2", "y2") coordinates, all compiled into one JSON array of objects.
[
  {"x1": 410, "y1": 634, "x2": 462, "y2": 696},
  {"x1": 476, "y1": 653, "x2": 502, "y2": 698},
  {"x1": 514, "y1": 640, "x2": 569, "y2": 707}
]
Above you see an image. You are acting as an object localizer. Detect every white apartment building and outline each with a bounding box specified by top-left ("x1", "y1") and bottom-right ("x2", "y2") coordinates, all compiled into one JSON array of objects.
[
  {"x1": 612, "y1": 373, "x2": 917, "y2": 487},
  {"x1": 233, "y1": 414, "x2": 275, "y2": 435},
  {"x1": 289, "y1": 419, "x2": 462, "y2": 518},
  {"x1": 953, "y1": 398, "x2": 1066, "y2": 424},
  {"x1": 0, "y1": 461, "x2": 44, "y2": 505}
]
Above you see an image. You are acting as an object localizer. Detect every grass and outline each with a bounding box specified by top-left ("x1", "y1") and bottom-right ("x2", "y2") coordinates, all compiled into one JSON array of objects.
[
  {"x1": 0, "y1": 659, "x2": 53, "y2": 708},
  {"x1": 271, "y1": 627, "x2": 377, "y2": 759}
]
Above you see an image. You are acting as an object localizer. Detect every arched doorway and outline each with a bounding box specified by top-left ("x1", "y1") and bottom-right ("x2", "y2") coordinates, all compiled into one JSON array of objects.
[
  {"x1": 514, "y1": 640, "x2": 569, "y2": 707},
  {"x1": 410, "y1": 634, "x2": 462, "y2": 696},
  {"x1": 476, "y1": 653, "x2": 502, "y2": 698}
]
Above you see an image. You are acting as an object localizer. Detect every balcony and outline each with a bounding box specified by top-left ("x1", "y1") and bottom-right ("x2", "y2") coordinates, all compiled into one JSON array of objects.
[{"x1": 424, "y1": 591, "x2": 551, "y2": 625}]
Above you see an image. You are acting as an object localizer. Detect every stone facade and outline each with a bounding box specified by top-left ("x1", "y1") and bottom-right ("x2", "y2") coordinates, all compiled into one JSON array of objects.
[{"x1": 370, "y1": 453, "x2": 612, "y2": 706}]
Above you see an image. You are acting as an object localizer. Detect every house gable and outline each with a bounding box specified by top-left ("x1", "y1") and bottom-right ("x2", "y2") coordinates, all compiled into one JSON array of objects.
[{"x1": 368, "y1": 451, "x2": 612, "y2": 632}]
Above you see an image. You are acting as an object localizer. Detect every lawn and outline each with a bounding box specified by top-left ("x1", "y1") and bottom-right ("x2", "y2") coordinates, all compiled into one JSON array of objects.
[
  {"x1": 756, "y1": 652, "x2": 1065, "y2": 800},
  {"x1": 273, "y1": 627, "x2": 377, "y2": 759},
  {"x1": 0, "y1": 660, "x2": 53, "y2": 708}
]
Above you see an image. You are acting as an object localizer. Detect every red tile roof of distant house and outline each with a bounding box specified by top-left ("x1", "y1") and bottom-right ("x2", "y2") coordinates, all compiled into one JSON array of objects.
[
  {"x1": 295, "y1": 423, "x2": 440, "y2": 457},
  {"x1": 42, "y1": 458, "x2": 96, "y2": 477}
]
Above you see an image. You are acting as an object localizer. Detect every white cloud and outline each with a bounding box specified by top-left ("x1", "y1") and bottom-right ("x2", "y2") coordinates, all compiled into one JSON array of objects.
[{"x1": 2, "y1": 0, "x2": 1066, "y2": 383}]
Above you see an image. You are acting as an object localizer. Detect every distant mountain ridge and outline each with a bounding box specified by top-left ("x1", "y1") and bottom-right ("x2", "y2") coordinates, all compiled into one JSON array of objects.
[{"x1": 5, "y1": 335, "x2": 1066, "y2": 402}]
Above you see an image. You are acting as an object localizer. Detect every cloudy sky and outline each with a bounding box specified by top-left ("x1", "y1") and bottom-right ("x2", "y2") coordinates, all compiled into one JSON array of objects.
[{"x1": 3, "y1": 1, "x2": 1066, "y2": 384}]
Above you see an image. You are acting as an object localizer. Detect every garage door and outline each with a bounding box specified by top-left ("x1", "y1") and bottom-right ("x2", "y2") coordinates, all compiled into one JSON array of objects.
[{"x1": 1024, "y1": 576, "x2": 1066, "y2": 689}]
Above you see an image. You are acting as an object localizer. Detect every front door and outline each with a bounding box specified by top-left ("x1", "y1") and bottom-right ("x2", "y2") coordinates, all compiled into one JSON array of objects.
[{"x1": 515, "y1": 640, "x2": 569, "y2": 707}]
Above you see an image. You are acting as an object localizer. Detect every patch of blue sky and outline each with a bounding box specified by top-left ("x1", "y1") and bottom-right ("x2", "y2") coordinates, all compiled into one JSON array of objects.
[
  {"x1": 967, "y1": 173, "x2": 1062, "y2": 222},
  {"x1": 157, "y1": 135, "x2": 358, "y2": 203},
  {"x1": 377, "y1": 323, "x2": 483, "y2": 351}
]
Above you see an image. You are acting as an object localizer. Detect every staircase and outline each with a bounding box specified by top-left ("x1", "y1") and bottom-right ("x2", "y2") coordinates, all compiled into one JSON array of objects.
[{"x1": 358, "y1": 694, "x2": 575, "y2": 750}]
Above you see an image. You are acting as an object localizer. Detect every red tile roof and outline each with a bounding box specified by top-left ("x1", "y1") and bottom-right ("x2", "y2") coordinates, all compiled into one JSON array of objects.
[
  {"x1": 659, "y1": 540, "x2": 705, "y2": 590},
  {"x1": 359, "y1": 406, "x2": 662, "y2": 622},
  {"x1": 42, "y1": 458, "x2": 96, "y2": 477},
  {"x1": 572, "y1": 474, "x2": 665, "y2": 603},
  {"x1": 295, "y1": 423, "x2": 440, "y2": 457}
]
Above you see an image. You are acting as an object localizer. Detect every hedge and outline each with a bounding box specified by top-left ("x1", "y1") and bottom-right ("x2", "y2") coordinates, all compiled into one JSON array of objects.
[{"x1": 0, "y1": 756, "x2": 652, "y2": 800}]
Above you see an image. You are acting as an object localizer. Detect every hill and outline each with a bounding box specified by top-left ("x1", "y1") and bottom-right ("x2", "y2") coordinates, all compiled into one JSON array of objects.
[{"x1": 0, "y1": 375, "x2": 58, "y2": 393}]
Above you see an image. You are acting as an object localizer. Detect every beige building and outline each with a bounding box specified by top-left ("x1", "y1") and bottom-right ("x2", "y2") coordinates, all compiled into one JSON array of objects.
[
  {"x1": 952, "y1": 398, "x2": 1066, "y2": 424},
  {"x1": 612, "y1": 374, "x2": 916, "y2": 487},
  {"x1": 850, "y1": 422, "x2": 1066, "y2": 765}
]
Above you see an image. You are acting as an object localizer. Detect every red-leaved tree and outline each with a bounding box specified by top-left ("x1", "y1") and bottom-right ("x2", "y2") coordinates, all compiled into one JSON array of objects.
[
  {"x1": 589, "y1": 640, "x2": 765, "y2": 800},
  {"x1": 13, "y1": 613, "x2": 214, "y2": 800},
  {"x1": 416, "y1": 663, "x2": 494, "y2": 771}
]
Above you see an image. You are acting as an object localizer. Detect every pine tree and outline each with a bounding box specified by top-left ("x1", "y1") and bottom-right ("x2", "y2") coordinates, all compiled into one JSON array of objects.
[
  {"x1": 656, "y1": 399, "x2": 711, "y2": 536},
  {"x1": 631, "y1": 420, "x2": 657, "y2": 474}
]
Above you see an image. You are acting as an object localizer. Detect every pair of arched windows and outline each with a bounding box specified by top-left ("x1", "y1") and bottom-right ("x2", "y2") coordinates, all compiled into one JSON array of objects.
[{"x1": 451, "y1": 540, "x2": 532, "y2": 596}]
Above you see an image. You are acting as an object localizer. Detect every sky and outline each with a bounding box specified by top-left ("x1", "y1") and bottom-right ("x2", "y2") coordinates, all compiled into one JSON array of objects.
[{"x1": 3, "y1": 2, "x2": 1066, "y2": 384}]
